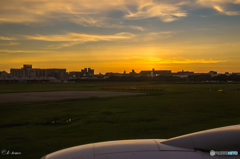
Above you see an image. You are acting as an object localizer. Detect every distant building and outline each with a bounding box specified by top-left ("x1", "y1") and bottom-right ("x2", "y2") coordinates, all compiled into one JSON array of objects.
[
  {"x1": 69, "y1": 72, "x2": 84, "y2": 78},
  {"x1": 129, "y1": 69, "x2": 137, "y2": 77},
  {"x1": 173, "y1": 70, "x2": 195, "y2": 78},
  {"x1": 45, "y1": 69, "x2": 66, "y2": 79},
  {"x1": 154, "y1": 70, "x2": 172, "y2": 76},
  {"x1": 0, "y1": 71, "x2": 8, "y2": 77},
  {"x1": 225, "y1": 72, "x2": 230, "y2": 76},
  {"x1": 232, "y1": 72, "x2": 240, "y2": 75},
  {"x1": 81, "y1": 68, "x2": 88, "y2": 75},
  {"x1": 10, "y1": 64, "x2": 67, "y2": 80},
  {"x1": 88, "y1": 68, "x2": 94, "y2": 75},
  {"x1": 194, "y1": 73, "x2": 209, "y2": 75},
  {"x1": 105, "y1": 72, "x2": 121, "y2": 77},
  {"x1": 11, "y1": 64, "x2": 33, "y2": 77},
  {"x1": 177, "y1": 70, "x2": 194, "y2": 75},
  {"x1": 139, "y1": 71, "x2": 152, "y2": 77},
  {"x1": 209, "y1": 71, "x2": 218, "y2": 77},
  {"x1": 139, "y1": 69, "x2": 172, "y2": 77},
  {"x1": 69, "y1": 67, "x2": 94, "y2": 78}
]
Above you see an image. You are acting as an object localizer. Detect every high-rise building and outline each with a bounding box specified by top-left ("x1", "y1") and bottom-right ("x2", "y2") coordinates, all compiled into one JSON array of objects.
[
  {"x1": 88, "y1": 68, "x2": 94, "y2": 75},
  {"x1": 10, "y1": 65, "x2": 66, "y2": 80}
]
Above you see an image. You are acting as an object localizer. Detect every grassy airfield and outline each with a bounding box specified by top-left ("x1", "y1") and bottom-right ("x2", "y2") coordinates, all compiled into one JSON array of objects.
[{"x1": 0, "y1": 83, "x2": 240, "y2": 159}]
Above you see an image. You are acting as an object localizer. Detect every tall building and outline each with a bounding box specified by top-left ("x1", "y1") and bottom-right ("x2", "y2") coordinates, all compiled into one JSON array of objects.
[
  {"x1": 10, "y1": 65, "x2": 66, "y2": 80},
  {"x1": 88, "y1": 68, "x2": 94, "y2": 75},
  {"x1": 69, "y1": 67, "x2": 94, "y2": 78},
  {"x1": 45, "y1": 69, "x2": 66, "y2": 79},
  {"x1": 80, "y1": 68, "x2": 88, "y2": 76}
]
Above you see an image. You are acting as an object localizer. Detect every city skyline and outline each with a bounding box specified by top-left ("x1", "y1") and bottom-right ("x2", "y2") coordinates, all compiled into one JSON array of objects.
[
  {"x1": 1, "y1": 63, "x2": 240, "y2": 74},
  {"x1": 2, "y1": 64, "x2": 240, "y2": 82},
  {"x1": 0, "y1": 0, "x2": 240, "y2": 74},
  {"x1": 1, "y1": 64, "x2": 239, "y2": 75}
]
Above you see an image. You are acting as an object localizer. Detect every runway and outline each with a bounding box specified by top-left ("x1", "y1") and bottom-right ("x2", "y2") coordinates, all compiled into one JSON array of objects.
[{"x1": 0, "y1": 91, "x2": 145, "y2": 103}]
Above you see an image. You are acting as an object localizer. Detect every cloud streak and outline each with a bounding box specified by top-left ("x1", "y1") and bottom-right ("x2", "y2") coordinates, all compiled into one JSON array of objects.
[
  {"x1": 158, "y1": 59, "x2": 226, "y2": 64},
  {"x1": 0, "y1": 42, "x2": 18, "y2": 45},
  {"x1": 197, "y1": 0, "x2": 240, "y2": 15},
  {"x1": 125, "y1": 1, "x2": 188, "y2": 22},
  {"x1": 0, "y1": 0, "x2": 239, "y2": 29},
  {"x1": 0, "y1": 49, "x2": 55, "y2": 53},
  {"x1": 0, "y1": 0, "x2": 191, "y2": 26},
  {"x1": 21, "y1": 31, "x2": 176, "y2": 49},
  {"x1": 0, "y1": 36, "x2": 16, "y2": 40},
  {"x1": 23, "y1": 32, "x2": 134, "y2": 42},
  {"x1": 125, "y1": 56, "x2": 226, "y2": 64}
]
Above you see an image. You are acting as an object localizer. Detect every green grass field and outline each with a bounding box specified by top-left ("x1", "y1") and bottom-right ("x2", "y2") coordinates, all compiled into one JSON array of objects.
[{"x1": 0, "y1": 83, "x2": 240, "y2": 159}]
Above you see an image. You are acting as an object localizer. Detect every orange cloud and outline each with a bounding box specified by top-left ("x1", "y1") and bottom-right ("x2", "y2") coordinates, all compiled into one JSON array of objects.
[
  {"x1": 23, "y1": 32, "x2": 134, "y2": 42},
  {"x1": 125, "y1": 1, "x2": 187, "y2": 22},
  {"x1": 125, "y1": 57, "x2": 226, "y2": 64},
  {"x1": 0, "y1": 42, "x2": 18, "y2": 45},
  {"x1": 0, "y1": 49, "x2": 55, "y2": 53},
  {"x1": 0, "y1": 0, "x2": 190, "y2": 26},
  {"x1": 0, "y1": 0, "x2": 239, "y2": 28},
  {"x1": 198, "y1": 0, "x2": 240, "y2": 15},
  {"x1": 0, "y1": 36, "x2": 16, "y2": 40}
]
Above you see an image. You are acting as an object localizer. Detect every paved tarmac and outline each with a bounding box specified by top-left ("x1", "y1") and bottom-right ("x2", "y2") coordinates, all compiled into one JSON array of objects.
[{"x1": 0, "y1": 91, "x2": 145, "y2": 103}]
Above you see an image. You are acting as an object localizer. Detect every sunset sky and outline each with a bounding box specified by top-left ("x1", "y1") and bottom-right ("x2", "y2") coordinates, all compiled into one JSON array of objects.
[{"x1": 0, "y1": 0, "x2": 240, "y2": 74}]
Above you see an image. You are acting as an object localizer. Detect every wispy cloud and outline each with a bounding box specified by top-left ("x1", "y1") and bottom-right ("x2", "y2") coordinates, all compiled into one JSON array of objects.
[
  {"x1": 125, "y1": 1, "x2": 188, "y2": 22},
  {"x1": 46, "y1": 42, "x2": 81, "y2": 49},
  {"x1": 0, "y1": 42, "x2": 18, "y2": 45},
  {"x1": 104, "y1": 24, "x2": 145, "y2": 31},
  {"x1": 0, "y1": 0, "x2": 190, "y2": 26},
  {"x1": 158, "y1": 59, "x2": 226, "y2": 64},
  {"x1": 0, "y1": 36, "x2": 16, "y2": 40},
  {"x1": 213, "y1": 5, "x2": 240, "y2": 15},
  {"x1": 125, "y1": 56, "x2": 226, "y2": 64},
  {"x1": 23, "y1": 32, "x2": 134, "y2": 42},
  {"x1": 21, "y1": 32, "x2": 135, "y2": 49},
  {"x1": 0, "y1": 0, "x2": 239, "y2": 29},
  {"x1": 22, "y1": 31, "x2": 176, "y2": 49},
  {"x1": 225, "y1": 42, "x2": 240, "y2": 46},
  {"x1": 128, "y1": 26, "x2": 145, "y2": 31},
  {"x1": 197, "y1": 0, "x2": 240, "y2": 15},
  {"x1": 128, "y1": 31, "x2": 176, "y2": 42},
  {"x1": 0, "y1": 49, "x2": 55, "y2": 53}
]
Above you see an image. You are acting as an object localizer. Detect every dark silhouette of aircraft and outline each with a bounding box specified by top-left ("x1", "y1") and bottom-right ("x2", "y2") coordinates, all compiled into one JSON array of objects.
[{"x1": 41, "y1": 125, "x2": 240, "y2": 159}]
